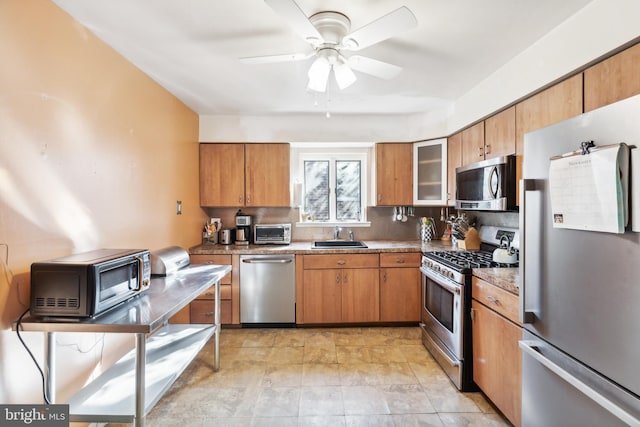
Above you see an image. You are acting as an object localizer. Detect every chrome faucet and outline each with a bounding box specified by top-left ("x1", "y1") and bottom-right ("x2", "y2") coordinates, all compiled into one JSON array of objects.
[
  {"x1": 348, "y1": 229, "x2": 354, "y2": 241},
  {"x1": 334, "y1": 226, "x2": 342, "y2": 240}
]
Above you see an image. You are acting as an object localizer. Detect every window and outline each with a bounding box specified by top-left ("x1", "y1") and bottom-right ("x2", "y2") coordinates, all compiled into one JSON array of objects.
[{"x1": 295, "y1": 147, "x2": 369, "y2": 224}]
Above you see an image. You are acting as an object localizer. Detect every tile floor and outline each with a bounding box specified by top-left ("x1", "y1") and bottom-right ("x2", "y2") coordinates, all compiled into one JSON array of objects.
[{"x1": 144, "y1": 326, "x2": 512, "y2": 427}]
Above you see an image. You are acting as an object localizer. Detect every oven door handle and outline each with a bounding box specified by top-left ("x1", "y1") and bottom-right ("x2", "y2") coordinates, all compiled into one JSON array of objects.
[{"x1": 420, "y1": 267, "x2": 461, "y2": 295}]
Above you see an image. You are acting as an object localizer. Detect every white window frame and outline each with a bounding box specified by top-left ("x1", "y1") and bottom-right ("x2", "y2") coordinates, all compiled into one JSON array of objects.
[{"x1": 293, "y1": 146, "x2": 370, "y2": 227}]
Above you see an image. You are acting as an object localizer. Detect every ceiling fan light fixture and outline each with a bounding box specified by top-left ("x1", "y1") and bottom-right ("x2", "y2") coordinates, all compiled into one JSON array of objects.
[
  {"x1": 333, "y1": 61, "x2": 357, "y2": 90},
  {"x1": 307, "y1": 55, "x2": 331, "y2": 92}
]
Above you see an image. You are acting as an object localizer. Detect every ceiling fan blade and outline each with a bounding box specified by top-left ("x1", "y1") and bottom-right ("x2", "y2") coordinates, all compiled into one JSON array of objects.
[
  {"x1": 239, "y1": 52, "x2": 313, "y2": 65},
  {"x1": 333, "y1": 62, "x2": 357, "y2": 90},
  {"x1": 342, "y1": 6, "x2": 417, "y2": 51},
  {"x1": 348, "y1": 55, "x2": 402, "y2": 79},
  {"x1": 307, "y1": 56, "x2": 331, "y2": 92},
  {"x1": 265, "y1": 0, "x2": 324, "y2": 46}
]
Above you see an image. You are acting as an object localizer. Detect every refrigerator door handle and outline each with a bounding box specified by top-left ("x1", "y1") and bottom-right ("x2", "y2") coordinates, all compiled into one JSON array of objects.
[
  {"x1": 520, "y1": 340, "x2": 640, "y2": 427},
  {"x1": 519, "y1": 178, "x2": 538, "y2": 324}
]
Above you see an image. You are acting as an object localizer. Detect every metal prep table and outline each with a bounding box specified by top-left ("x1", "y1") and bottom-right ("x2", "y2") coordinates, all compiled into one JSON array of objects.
[{"x1": 14, "y1": 263, "x2": 231, "y2": 427}]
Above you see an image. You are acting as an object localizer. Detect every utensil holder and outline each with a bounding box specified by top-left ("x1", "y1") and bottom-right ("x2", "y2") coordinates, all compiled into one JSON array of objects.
[
  {"x1": 203, "y1": 231, "x2": 218, "y2": 245},
  {"x1": 421, "y1": 223, "x2": 434, "y2": 242}
]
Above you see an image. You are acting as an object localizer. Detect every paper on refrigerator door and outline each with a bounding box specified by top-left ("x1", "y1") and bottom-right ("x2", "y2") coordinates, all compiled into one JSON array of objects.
[
  {"x1": 632, "y1": 148, "x2": 640, "y2": 232},
  {"x1": 548, "y1": 143, "x2": 629, "y2": 233}
]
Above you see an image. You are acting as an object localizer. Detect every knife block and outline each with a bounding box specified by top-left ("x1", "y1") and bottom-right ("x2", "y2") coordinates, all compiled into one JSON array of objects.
[{"x1": 458, "y1": 227, "x2": 480, "y2": 250}]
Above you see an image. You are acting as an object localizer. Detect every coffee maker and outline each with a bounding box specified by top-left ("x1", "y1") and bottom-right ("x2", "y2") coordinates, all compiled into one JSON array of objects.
[{"x1": 234, "y1": 209, "x2": 252, "y2": 245}]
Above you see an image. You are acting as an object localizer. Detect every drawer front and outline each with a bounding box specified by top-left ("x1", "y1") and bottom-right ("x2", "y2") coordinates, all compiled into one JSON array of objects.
[
  {"x1": 197, "y1": 284, "x2": 232, "y2": 300},
  {"x1": 472, "y1": 276, "x2": 520, "y2": 324},
  {"x1": 380, "y1": 252, "x2": 421, "y2": 268},
  {"x1": 190, "y1": 299, "x2": 232, "y2": 324},
  {"x1": 303, "y1": 253, "x2": 379, "y2": 269},
  {"x1": 189, "y1": 255, "x2": 232, "y2": 284}
]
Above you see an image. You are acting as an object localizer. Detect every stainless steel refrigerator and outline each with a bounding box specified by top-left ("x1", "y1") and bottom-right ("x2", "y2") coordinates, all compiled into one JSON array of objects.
[{"x1": 520, "y1": 94, "x2": 640, "y2": 426}]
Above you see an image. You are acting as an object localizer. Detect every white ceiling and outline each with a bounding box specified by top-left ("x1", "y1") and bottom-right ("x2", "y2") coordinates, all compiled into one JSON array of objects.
[{"x1": 53, "y1": 0, "x2": 593, "y2": 117}]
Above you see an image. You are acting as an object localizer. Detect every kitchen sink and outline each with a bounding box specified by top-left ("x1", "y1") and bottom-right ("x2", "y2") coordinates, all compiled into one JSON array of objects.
[{"x1": 312, "y1": 240, "x2": 368, "y2": 249}]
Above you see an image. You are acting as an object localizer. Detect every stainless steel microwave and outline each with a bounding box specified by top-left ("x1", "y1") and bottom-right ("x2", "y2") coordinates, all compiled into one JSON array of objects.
[
  {"x1": 253, "y1": 223, "x2": 291, "y2": 245},
  {"x1": 455, "y1": 155, "x2": 517, "y2": 211},
  {"x1": 30, "y1": 248, "x2": 151, "y2": 318}
]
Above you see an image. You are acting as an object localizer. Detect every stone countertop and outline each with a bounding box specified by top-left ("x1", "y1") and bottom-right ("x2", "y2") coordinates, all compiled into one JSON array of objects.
[
  {"x1": 189, "y1": 239, "x2": 455, "y2": 255},
  {"x1": 472, "y1": 267, "x2": 520, "y2": 295}
]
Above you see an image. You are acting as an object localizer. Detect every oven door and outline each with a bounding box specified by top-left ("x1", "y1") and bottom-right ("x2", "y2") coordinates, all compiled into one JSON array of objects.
[
  {"x1": 420, "y1": 266, "x2": 464, "y2": 359},
  {"x1": 94, "y1": 256, "x2": 146, "y2": 316}
]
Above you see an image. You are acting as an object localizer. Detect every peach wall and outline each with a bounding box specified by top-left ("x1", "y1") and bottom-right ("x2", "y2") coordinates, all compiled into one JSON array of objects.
[{"x1": 0, "y1": 0, "x2": 204, "y2": 404}]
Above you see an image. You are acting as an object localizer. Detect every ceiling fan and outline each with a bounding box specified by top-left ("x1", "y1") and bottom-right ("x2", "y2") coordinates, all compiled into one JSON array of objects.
[{"x1": 240, "y1": 0, "x2": 418, "y2": 92}]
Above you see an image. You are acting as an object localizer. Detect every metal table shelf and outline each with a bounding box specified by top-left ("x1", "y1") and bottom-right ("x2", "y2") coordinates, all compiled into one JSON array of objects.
[{"x1": 16, "y1": 263, "x2": 231, "y2": 427}]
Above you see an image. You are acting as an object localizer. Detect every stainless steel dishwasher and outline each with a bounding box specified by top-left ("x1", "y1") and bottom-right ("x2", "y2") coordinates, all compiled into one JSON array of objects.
[{"x1": 239, "y1": 254, "x2": 295, "y2": 325}]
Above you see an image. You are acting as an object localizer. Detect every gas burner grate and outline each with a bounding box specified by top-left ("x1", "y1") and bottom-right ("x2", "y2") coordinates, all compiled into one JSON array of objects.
[{"x1": 424, "y1": 250, "x2": 517, "y2": 272}]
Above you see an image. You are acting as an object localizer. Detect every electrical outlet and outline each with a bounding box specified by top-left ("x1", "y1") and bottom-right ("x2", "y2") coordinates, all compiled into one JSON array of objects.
[{"x1": 176, "y1": 200, "x2": 182, "y2": 215}]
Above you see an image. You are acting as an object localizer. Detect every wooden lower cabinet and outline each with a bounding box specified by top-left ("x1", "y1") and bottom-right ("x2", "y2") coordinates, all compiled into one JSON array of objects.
[
  {"x1": 302, "y1": 269, "x2": 342, "y2": 323},
  {"x1": 190, "y1": 286, "x2": 232, "y2": 324},
  {"x1": 302, "y1": 254, "x2": 380, "y2": 324},
  {"x1": 471, "y1": 277, "x2": 522, "y2": 427},
  {"x1": 179, "y1": 254, "x2": 237, "y2": 325},
  {"x1": 341, "y1": 268, "x2": 380, "y2": 323},
  {"x1": 379, "y1": 253, "x2": 421, "y2": 322}
]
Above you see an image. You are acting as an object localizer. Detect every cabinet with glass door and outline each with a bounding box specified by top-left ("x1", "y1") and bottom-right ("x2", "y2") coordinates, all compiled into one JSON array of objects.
[{"x1": 413, "y1": 138, "x2": 447, "y2": 205}]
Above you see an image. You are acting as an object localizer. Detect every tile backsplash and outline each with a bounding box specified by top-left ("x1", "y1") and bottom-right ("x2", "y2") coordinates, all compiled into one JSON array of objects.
[
  {"x1": 202, "y1": 207, "x2": 519, "y2": 242},
  {"x1": 204, "y1": 206, "x2": 444, "y2": 241}
]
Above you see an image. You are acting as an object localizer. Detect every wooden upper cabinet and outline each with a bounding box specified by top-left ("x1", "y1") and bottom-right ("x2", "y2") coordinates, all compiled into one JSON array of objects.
[
  {"x1": 199, "y1": 143, "x2": 290, "y2": 207},
  {"x1": 200, "y1": 143, "x2": 245, "y2": 207},
  {"x1": 515, "y1": 74, "x2": 583, "y2": 205},
  {"x1": 245, "y1": 143, "x2": 290, "y2": 207},
  {"x1": 584, "y1": 43, "x2": 640, "y2": 112},
  {"x1": 484, "y1": 106, "x2": 516, "y2": 159},
  {"x1": 447, "y1": 132, "x2": 462, "y2": 205},
  {"x1": 515, "y1": 74, "x2": 583, "y2": 154},
  {"x1": 461, "y1": 121, "x2": 485, "y2": 166},
  {"x1": 460, "y1": 108, "x2": 515, "y2": 169},
  {"x1": 376, "y1": 143, "x2": 413, "y2": 206}
]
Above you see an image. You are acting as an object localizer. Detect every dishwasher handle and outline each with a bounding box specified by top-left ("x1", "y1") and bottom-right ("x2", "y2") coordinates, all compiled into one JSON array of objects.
[{"x1": 241, "y1": 258, "x2": 293, "y2": 264}]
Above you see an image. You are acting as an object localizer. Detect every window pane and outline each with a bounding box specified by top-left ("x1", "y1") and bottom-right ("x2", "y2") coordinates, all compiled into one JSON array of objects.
[
  {"x1": 304, "y1": 161, "x2": 329, "y2": 221},
  {"x1": 336, "y1": 160, "x2": 361, "y2": 221}
]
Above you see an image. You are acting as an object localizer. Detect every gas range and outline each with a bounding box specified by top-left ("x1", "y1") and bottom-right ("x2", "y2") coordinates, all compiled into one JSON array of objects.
[{"x1": 418, "y1": 225, "x2": 519, "y2": 391}]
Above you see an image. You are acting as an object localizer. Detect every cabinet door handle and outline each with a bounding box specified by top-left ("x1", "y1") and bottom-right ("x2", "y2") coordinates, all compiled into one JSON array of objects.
[
  {"x1": 337, "y1": 259, "x2": 346, "y2": 265},
  {"x1": 487, "y1": 295, "x2": 500, "y2": 305},
  {"x1": 377, "y1": 194, "x2": 382, "y2": 202},
  {"x1": 396, "y1": 258, "x2": 405, "y2": 264},
  {"x1": 470, "y1": 308, "x2": 475, "y2": 321},
  {"x1": 343, "y1": 272, "x2": 348, "y2": 284},
  {"x1": 382, "y1": 270, "x2": 387, "y2": 282},
  {"x1": 485, "y1": 144, "x2": 491, "y2": 155},
  {"x1": 477, "y1": 147, "x2": 483, "y2": 157},
  {"x1": 239, "y1": 196, "x2": 243, "y2": 203},
  {"x1": 336, "y1": 274, "x2": 341, "y2": 284},
  {"x1": 246, "y1": 196, "x2": 251, "y2": 204}
]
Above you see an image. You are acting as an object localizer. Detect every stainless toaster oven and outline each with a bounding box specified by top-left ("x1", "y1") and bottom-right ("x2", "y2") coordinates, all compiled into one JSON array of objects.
[
  {"x1": 253, "y1": 223, "x2": 291, "y2": 245},
  {"x1": 30, "y1": 248, "x2": 151, "y2": 318}
]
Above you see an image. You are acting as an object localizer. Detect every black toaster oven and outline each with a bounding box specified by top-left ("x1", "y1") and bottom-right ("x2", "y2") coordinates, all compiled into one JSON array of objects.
[{"x1": 30, "y1": 248, "x2": 151, "y2": 318}]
